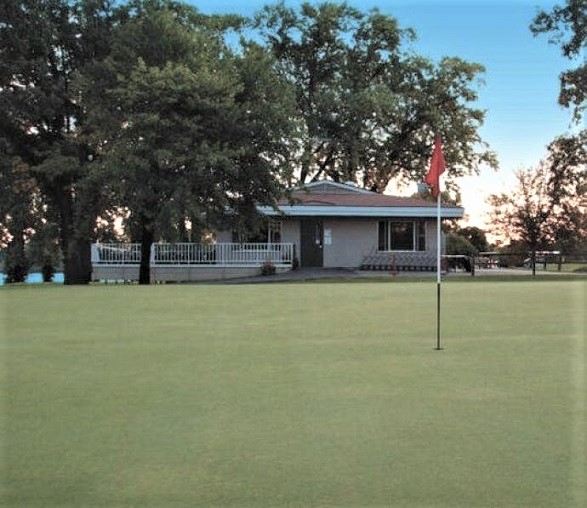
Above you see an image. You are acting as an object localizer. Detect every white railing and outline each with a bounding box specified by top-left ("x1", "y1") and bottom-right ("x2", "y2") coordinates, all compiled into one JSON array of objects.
[
  {"x1": 91, "y1": 243, "x2": 142, "y2": 264},
  {"x1": 91, "y1": 243, "x2": 295, "y2": 267}
]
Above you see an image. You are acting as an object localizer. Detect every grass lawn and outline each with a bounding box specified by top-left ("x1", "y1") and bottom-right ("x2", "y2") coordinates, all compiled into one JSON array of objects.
[
  {"x1": 547, "y1": 263, "x2": 587, "y2": 273},
  {"x1": 1, "y1": 279, "x2": 585, "y2": 507}
]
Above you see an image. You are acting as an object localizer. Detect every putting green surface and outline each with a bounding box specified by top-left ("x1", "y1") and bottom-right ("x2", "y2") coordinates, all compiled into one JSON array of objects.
[{"x1": 1, "y1": 280, "x2": 585, "y2": 507}]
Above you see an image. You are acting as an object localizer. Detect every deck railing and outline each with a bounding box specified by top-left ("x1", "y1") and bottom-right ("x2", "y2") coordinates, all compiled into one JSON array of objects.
[{"x1": 91, "y1": 242, "x2": 295, "y2": 267}]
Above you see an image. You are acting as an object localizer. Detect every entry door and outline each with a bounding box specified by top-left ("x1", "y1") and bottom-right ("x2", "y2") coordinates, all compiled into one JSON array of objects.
[{"x1": 300, "y1": 219, "x2": 324, "y2": 267}]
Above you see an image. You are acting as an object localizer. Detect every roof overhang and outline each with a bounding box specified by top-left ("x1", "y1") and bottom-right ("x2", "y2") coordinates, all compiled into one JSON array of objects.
[{"x1": 257, "y1": 205, "x2": 464, "y2": 219}]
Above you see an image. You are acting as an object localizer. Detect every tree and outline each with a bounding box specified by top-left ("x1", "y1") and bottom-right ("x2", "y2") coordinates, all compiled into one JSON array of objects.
[
  {"x1": 81, "y1": 0, "x2": 295, "y2": 283},
  {"x1": 0, "y1": 155, "x2": 36, "y2": 282},
  {"x1": 488, "y1": 168, "x2": 551, "y2": 275},
  {"x1": 456, "y1": 226, "x2": 490, "y2": 253},
  {"x1": 255, "y1": 1, "x2": 497, "y2": 192},
  {"x1": 445, "y1": 233, "x2": 477, "y2": 256},
  {"x1": 488, "y1": 131, "x2": 586, "y2": 274},
  {"x1": 541, "y1": 130, "x2": 587, "y2": 253},
  {"x1": 0, "y1": 0, "x2": 117, "y2": 284},
  {"x1": 531, "y1": 0, "x2": 586, "y2": 122}
]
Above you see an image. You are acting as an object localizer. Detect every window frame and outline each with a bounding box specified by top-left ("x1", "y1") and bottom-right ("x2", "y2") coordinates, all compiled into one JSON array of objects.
[
  {"x1": 233, "y1": 219, "x2": 282, "y2": 244},
  {"x1": 378, "y1": 220, "x2": 426, "y2": 252}
]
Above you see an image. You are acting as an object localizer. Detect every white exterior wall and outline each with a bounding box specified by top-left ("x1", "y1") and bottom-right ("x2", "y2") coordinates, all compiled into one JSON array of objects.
[
  {"x1": 322, "y1": 218, "x2": 377, "y2": 268},
  {"x1": 216, "y1": 230, "x2": 232, "y2": 243},
  {"x1": 322, "y1": 218, "x2": 441, "y2": 268},
  {"x1": 281, "y1": 220, "x2": 301, "y2": 262},
  {"x1": 277, "y1": 217, "x2": 442, "y2": 268},
  {"x1": 425, "y1": 220, "x2": 440, "y2": 252},
  {"x1": 219, "y1": 218, "x2": 442, "y2": 269}
]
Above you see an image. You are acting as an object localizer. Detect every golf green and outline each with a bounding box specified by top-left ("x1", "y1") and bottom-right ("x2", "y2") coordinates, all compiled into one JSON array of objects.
[{"x1": 1, "y1": 280, "x2": 585, "y2": 507}]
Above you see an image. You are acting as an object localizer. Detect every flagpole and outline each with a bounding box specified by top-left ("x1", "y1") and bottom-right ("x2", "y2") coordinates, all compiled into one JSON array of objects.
[
  {"x1": 435, "y1": 191, "x2": 442, "y2": 350},
  {"x1": 425, "y1": 133, "x2": 445, "y2": 351}
]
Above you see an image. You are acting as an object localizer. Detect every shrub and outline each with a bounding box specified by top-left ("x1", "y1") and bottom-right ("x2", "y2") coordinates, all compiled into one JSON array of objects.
[
  {"x1": 261, "y1": 260, "x2": 276, "y2": 276},
  {"x1": 4, "y1": 241, "x2": 30, "y2": 283},
  {"x1": 41, "y1": 263, "x2": 55, "y2": 282},
  {"x1": 5, "y1": 263, "x2": 28, "y2": 283}
]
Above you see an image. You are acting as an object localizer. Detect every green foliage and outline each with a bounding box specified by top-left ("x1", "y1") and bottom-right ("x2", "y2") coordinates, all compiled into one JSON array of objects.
[
  {"x1": 4, "y1": 240, "x2": 30, "y2": 283},
  {"x1": 446, "y1": 233, "x2": 478, "y2": 256},
  {"x1": 260, "y1": 260, "x2": 276, "y2": 275},
  {"x1": 27, "y1": 218, "x2": 62, "y2": 272},
  {"x1": 489, "y1": 131, "x2": 586, "y2": 254},
  {"x1": 0, "y1": 154, "x2": 37, "y2": 282},
  {"x1": 456, "y1": 226, "x2": 490, "y2": 253},
  {"x1": 78, "y1": 0, "x2": 296, "y2": 283},
  {"x1": 495, "y1": 240, "x2": 527, "y2": 267},
  {"x1": 255, "y1": 1, "x2": 497, "y2": 191},
  {"x1": 0, "y1": 0, "x2": 118, "y2": 284},
  {"x1": 41, "y1": 263, "x2": 56, "y2": 282},
  {"x1": 531, "y1": 0, "x2": 586, "y2": 121}
]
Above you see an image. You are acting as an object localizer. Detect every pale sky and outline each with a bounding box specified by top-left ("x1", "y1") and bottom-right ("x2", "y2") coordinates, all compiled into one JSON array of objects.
[{"x1": 189, "y1": 0, "x2": 578, "y2": 229}]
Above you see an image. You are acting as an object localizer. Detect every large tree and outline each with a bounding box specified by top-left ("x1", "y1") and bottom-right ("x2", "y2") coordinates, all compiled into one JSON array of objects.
[
  {"x1": 488, "y1": 132, "x2": 586, "y2": 272},
  {"x1": 255, "y1": 1, "x2": 497, "y2": 192},
  {"x1": 531, "y1": 0, "x2": 586, "y2": 122},
  {"x1": 541, "y1": 131, "x2": 587, "y2": 254},
  {"x1": 81, "y1": 0, "x2": 295, "y2": 283},
  {"x1": 0, "y1": 0, "x2": 117, "y2": 284},
  {"x1": 0, "y1": 153, "x2": 36, "y2": 282}
]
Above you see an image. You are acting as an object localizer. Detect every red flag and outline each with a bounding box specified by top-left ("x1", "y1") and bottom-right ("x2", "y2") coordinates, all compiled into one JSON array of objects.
[{"x1": 425, "y1": 134, "x2": 446, "y2": 198}]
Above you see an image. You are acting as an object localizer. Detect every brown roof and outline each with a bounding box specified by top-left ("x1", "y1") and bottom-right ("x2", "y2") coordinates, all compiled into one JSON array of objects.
[{"x1": 280, "y1": 190, "x2": 438, "y2": 208}]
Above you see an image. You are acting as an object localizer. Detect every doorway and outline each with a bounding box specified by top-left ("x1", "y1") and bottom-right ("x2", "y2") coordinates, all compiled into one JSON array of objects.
[{"x1": 300, "y1": 219, "x2": 324, "y2": 267}]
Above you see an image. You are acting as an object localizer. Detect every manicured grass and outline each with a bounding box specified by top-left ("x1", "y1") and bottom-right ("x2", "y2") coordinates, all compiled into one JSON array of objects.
[
  {"x1": 1, "y1": 280, "x2": 585, "y2": 507},
  {"x1": 548, "y1": 262, "x2": 587, "y2": 273}
]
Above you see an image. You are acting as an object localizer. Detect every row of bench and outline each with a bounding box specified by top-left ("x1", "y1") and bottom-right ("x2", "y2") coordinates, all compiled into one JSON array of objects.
[{"x1": 360, "y1": 252, "x2": 437, "y2": 272}]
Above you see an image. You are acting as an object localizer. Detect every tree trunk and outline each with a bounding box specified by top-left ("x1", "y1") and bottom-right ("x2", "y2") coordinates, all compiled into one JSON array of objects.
[
  {"x1": 64, "y1": 237, "x2": 92, "y2": 284},
  {"x1": 139, "y1": 226, "x2": 154, "y2": 285},
  {"x1": 56, "y1": 190, "x2": 92, "y2": 285}
]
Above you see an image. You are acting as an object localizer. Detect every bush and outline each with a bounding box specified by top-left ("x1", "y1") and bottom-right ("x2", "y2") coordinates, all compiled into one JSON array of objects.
[
  {"x1": 261, "y1": 260, "x2": 276, "y2": 276},
  {"x1": 5, "y1": 263, "x2": 28, "y2": 283},
  {"x1": 446, "y1": 233, "x2": 478, "y2": 256},
  {"x1": 4, "y1": 241, "x2": 30, "y2": 283},
  {"x1": 41, "y1": 263, "x2": 55, "y2": 282}
]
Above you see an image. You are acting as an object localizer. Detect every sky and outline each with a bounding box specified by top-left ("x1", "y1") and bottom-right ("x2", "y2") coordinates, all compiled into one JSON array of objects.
[{"x1": 188, "y1": 0, "x2": 577, "y2": 230}]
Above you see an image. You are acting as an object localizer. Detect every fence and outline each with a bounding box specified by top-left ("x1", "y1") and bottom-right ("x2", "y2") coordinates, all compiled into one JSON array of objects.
[{"x1": 91, "y1": 242, "x2": 295, "y2": 267}]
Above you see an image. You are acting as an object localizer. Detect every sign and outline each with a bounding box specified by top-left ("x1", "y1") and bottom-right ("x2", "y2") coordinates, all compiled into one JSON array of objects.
[{"x1": 324, "y1": 229, "x2": 332, "y2": 245}]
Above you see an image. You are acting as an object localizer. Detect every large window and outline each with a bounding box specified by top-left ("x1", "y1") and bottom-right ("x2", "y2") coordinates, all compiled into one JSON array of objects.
[{"x1": 378, "y1": 221, "x2": 426, "y2": 251}]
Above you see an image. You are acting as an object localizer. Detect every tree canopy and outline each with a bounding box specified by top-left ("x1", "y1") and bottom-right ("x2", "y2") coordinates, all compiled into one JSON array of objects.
[
  {"x1": 1, "y1": 0, "x2": 498, "y2": 283},
  {"x1": 255, "y1": 1, "x2": 497, "y2": 192},
  {"x1": 79, "y1": 0, "x2": 297, "y2": 283},
  {"x1": 488, "y1": 131, "x2": 586, "y2": 257},
  {"x1": 531, "y1": 0, "x2": 587, "y2": 122},
  {"x1": 0, "y1": 0, "x2": 117, "y2": 283}
]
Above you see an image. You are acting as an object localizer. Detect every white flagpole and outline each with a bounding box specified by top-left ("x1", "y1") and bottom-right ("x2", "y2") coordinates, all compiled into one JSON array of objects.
[
  {"x1": 426, "y1": 133, "x2": 445, "y2": 351},
  {"x1": 435, "y1": 191, "x2": 442, "y2": 350}
]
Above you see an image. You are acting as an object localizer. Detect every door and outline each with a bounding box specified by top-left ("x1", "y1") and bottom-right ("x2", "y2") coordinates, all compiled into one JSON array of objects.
[{"x1": 300, "y1": 219, "x2": 324, "y2": 267}]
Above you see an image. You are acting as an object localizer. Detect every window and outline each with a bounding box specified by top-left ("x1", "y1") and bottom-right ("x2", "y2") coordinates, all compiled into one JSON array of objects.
[
  {"x1": 268, "y1": 219, "x2": 282, "y2": 243},
  {"x1": 233, "y1": 219, "x2": 282, "y2": 243},
  {"x1": 378, "y1": 221, "x2": 426, "y2": 251}
]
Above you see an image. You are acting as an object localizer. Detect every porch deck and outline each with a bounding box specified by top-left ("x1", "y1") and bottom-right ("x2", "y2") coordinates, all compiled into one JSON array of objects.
[{"x1": 91, "y1": 243, "x2": 295, "y2": 282}]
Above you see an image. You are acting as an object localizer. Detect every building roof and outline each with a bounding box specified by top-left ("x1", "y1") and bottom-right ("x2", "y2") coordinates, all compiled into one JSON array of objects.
[{"x1": 258, "y1": 181, "x2": 464, "y2": 219}]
